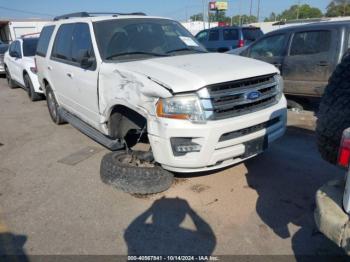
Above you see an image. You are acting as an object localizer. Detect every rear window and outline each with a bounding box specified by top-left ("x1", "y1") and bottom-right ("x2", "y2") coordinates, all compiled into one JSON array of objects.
[
  {"x1": 23, "y1": 38, "x2": 39, "y2": 57},
  {"x1": 36, "y1": 25, "x2": 55, "y2": 57},
  {"x1": 223, "y1": 29, "x2": 239, "y2": 40},
  {"x1": 209, "y1": 30, "x2": 219, "y2": 41},
  {"x1": 242, "y1": 28, "x2": 263, "y2": 41}
]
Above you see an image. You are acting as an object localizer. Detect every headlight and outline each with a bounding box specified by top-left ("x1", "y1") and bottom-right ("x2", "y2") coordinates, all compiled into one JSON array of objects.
[
  {"x1": 156, "y1": 95, "x2": 206, "y2": 123},
  {"x1": 274, "y1": 74, "x2": 284, "y2": 100}
]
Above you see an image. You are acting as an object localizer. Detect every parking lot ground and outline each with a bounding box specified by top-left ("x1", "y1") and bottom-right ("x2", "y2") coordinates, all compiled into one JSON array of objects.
[{"x1": 0, "y1": 77, "x2": 347, "y2": 256}]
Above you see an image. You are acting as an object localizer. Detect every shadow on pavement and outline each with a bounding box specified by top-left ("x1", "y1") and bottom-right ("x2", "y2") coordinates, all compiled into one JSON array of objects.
[
  {"x1": 124, "y1": 197, "x2": 216, "y2": 255},
  {"x1": 245, "y1": 127, "x2": 346, "y2": 256},
  {"x1": 0, "y1": 232, "x2": 28, "y2": 261}
]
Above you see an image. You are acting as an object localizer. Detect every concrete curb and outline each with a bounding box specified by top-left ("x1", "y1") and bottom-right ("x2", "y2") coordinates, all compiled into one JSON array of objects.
[{"x1": 315, "y1": 179, "x2": 350, "y2": 253}]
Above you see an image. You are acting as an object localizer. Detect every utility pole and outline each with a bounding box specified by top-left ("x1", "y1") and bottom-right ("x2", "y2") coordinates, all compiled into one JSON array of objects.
[
  {"x1": 249, "y1": 0, "x2": 253, "y2": 17},
  {"x1": 257, "y1": 0, "x2": 261, "y2": 22},
  {"x1": 296, "y1": 0, "x2": 301, "y2": 20},
  {"x1": 202, "y1": 0, "x2": 206, "y2": 29}
]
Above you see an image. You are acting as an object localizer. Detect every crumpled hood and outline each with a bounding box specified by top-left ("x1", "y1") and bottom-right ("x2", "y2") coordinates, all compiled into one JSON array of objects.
[{"x1": 116, "y1": 53, "x2": 279, "y2": 93}]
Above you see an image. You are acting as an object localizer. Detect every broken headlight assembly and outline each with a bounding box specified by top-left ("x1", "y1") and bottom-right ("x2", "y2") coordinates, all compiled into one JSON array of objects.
[
  {"x1": 274, "y1": 74, "x2": 284, "y2": 101},
  {"x1": 156, "y1": 95, "x2": 206, "y2": 123}
]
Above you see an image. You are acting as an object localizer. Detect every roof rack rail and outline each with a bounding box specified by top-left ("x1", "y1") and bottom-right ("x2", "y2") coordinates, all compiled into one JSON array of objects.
[{"x1": 53, "y1": 12, "x2": 146, "y2": 21}]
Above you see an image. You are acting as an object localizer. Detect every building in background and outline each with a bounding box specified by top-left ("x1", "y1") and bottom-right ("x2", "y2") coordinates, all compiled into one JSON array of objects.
[
  {"x1": 181, "y1": 21, "x2": 218, "y2": 35},
  {"x1": 0, "y1": 19, "x2": 50, "y2": 43}
]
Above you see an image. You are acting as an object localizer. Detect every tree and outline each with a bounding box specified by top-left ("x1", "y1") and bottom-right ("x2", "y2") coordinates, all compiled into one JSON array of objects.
[
  {"x1": 231, "y1": 15, "x2": 257, "y2": 25},
  {"x1": 277, "y1": 4, "x2": 322, "y2": 21},
  {"x1": 190, "y1": 13, "x2": 203, "y2": 21},
  {"x1": 264, "y1": 12, "x2": 277, "y2": 22},
  {"x1": 326, "y1": 0, "x2": 350, "y2": 17}
]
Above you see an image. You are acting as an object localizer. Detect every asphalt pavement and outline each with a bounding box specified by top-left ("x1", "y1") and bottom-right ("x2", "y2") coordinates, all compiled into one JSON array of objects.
[{"x1": 0, "y1": 78, "x2": 346, "y2": 257}]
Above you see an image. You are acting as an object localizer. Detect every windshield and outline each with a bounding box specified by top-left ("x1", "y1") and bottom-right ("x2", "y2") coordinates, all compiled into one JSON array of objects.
[
  {"x1": 23, "y1": 38, "x2": 39, "y2": 56},
  {"x1": 242, "y1": 28, "x2": 263, "y2": 41},
  {"x1": 93, "y1": 18, "x2": 207, "y2": 61}
]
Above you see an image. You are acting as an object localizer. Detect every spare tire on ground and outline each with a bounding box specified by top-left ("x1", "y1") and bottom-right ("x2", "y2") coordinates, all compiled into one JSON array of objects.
[
  {"x1": 100, "y1": 151, "x2": 174, "y2": 194},
  {"x1": 316, "y1": 54, "x2": 350, "y2": 164}
]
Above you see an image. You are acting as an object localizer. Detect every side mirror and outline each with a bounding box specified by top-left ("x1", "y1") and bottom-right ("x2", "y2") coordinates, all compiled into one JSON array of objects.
[
  {"x1": 77, "y1": 49, "x2": 95, "y2": 69},
  {"x1": 10, "y1": 51, "x2": 20, "y2": 58}
]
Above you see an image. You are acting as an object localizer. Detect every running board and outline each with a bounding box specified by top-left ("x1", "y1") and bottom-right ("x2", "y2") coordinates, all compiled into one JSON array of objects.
[{"x1": 58, "y1": 108, "x2": 124, "y2": 151}]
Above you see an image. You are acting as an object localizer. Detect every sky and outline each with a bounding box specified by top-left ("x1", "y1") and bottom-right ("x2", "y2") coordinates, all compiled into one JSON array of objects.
[{"x1": 0, "y1": 0, "x2": 331, "y2": 21}]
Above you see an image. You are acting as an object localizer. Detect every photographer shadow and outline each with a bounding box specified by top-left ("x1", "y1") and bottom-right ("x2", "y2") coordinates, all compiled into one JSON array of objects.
[{"x1": 124, "y1": 197, "x2": 216, "y2": 255}]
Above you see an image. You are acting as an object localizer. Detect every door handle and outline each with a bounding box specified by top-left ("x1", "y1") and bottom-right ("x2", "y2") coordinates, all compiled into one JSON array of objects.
[
  {"x1": 47, "y1": 66, "x2": 52, "y2": 71},
  {"x1": 318, "y1": 61, "x2": 329, "y2": 67},
  {"x1": 66, "y1": 73, "x2": 73, "y2": 78},
  {"x1": 273, "y1": 63, "x2": 282, "y2": 67}
]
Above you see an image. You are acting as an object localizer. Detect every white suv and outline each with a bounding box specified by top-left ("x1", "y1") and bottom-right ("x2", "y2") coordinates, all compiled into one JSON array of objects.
[
  {"x1": 4, "y1": 35, "x2": 43, "y2": 101},
  {"x1": 36, "y1": 12, "x2": 287, "y2": 173}
]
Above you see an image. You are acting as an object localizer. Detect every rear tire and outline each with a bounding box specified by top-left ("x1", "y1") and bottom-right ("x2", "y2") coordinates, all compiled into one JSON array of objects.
[
  {"x1": 100, "y1": 151, "x2": 174, "y2": 195},
  {"x1": 46, "y1": 86, "x2": 66, "y2": 125},
  {"x1": 316, "y1": 55, "x2": 350, "y2": 164},
  {"x1": 24, "y1": 74, "x2": 42, "y2": 102},
  {"x1": 5, "y1": 67, "x2": 17, "y2": 89}
]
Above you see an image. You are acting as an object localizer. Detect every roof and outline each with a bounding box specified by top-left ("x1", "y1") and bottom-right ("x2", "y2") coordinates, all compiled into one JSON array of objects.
[
  {"x1": 207, "y1": 25, "x2": 261, "y2": 30},
  {"x1": 266, "y1": 20, "x2": 350, "y2": 35}
]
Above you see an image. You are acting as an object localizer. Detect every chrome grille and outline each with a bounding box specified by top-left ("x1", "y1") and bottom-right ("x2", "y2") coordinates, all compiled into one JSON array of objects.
[{"x1": 198, "y1": 74, "x2": 279, "y2": 120}]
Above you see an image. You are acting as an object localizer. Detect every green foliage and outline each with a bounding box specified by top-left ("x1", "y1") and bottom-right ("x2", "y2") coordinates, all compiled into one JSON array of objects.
[
  {"x1": 265, "y1": 4, "x2": 322, "y2": 22},
  {"x1": 326, "y1": 1, "x2": 350, "y2": 17}
]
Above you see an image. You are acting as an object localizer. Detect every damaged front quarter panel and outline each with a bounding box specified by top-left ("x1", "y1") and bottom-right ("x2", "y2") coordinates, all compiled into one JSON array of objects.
[{"x1": 98, "y1": 63, "x2": 173, "y2": 125}]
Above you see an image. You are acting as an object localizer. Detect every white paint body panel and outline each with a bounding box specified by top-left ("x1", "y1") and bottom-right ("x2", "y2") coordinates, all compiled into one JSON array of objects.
[
  {"x1": 4, "y1": 39, "x2": 41, "y2": 93},
  {"x1": 36, "y1": 16, "x2": 286, "y2": 173}
]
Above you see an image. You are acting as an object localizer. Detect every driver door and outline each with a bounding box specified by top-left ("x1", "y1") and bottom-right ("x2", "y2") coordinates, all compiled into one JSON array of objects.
[
  {"x1": 7, "y1": 41, "x2": 22, "y2": 82},
  {"x1": 245, "y1": 33, "x2": 289, "y2": 72}
]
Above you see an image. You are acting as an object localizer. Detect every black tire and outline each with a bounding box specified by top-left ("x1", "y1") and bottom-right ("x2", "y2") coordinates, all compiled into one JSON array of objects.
[
  {"x1": 100, "y1": 151, "x2": 174, "y2": 194},
  {"x1": 316, "y1": 55, "x2": 350, "y2": 164},
  {"x1": 24, "y1": 74, "x2": 42, "y2": 102},
  {"x1": 46, "y1": 86, "x2": 66, "y2": 125},
  {"x1": 5, "y1": 66, "x2": 17, "y2": 89}
]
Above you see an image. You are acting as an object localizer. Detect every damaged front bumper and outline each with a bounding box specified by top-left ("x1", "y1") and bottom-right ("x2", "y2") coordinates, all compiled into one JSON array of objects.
[{"x1": 147, "y1": 96, "x2": 287, "y2": 173}]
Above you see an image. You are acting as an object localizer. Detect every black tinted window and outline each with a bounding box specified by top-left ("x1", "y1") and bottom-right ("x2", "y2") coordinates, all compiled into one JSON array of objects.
[
  {"x1": 250, "y1": 34, "x2": 287, "y2": 58},
  {"x1": 196, "y1": 30, "x2": 208, "y2": 42},
  {"x1": 52, "y1": 23, "x2": 74, "y2": 61},
  {"x1": 23, "y1": 38, "x2": 39, "y2": 56},
  {"x1": 93, "y1": 18, "x2": 205, "y2": 61},
  {"x1": 71, "y1": 23, "x2": 93, "y2": 62},
  {"x1": 12, "y1": 41, "x2": 21, "y2": 57},
  {"x1": 242, "y1": 28, "x2": 263, "y2": 41},
  {"x1": 223, "y1": 29, "x2": 238, "y2": 40},
  {"x1": 209, "y1": 30, "x2": 219, "y2": 41},
  {"x1": 290, "y1": 31, "x2": 331, "y2": 56},
  {"x1": 36, "y1": 25, "x2": 55, "y2": 57}
]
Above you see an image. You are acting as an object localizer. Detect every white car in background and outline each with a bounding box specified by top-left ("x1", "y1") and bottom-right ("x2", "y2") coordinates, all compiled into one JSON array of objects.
[{"x1": 4, "y1": 34, "x2": 44, "y2": 101}]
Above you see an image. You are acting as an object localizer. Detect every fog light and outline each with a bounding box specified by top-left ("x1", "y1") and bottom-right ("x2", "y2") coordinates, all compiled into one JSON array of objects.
[{"x1": 170, "y1": 138, "x2": 202, "y2": 156}]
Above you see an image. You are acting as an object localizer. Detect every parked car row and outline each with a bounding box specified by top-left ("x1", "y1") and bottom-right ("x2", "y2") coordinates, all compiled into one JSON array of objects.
[
  {"x1": 229, "y1": 21, "x2": 350, "y2": 101},
  {"x1": 4, "y1": 34, "x2": 44, "y2": 101},
  {"x1": 3, "y1": 12, "x2": 287, "y2": 187}
]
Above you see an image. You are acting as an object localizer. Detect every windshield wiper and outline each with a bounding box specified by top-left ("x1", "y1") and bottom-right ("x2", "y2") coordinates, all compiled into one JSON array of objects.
[
  {"x1": 106, "y1": 51, "x2": 169, "y2": 60},
  {"x1": 166, "y1": 48, "x2": 207, "y2": 54}
]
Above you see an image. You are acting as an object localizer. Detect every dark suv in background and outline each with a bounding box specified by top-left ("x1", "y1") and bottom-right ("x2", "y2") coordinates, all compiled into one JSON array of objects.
[
  {"x1": 231, "y1": 21, "x2": 350, "y2": 102},
  {"x1": 195, "y1": 26, "x2": 263, "y2": 52}
]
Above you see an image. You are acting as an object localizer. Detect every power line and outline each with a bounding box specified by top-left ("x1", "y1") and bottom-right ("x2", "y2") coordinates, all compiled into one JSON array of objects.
[{"x1": 0, "y1": 6, "x2": 54, "y2": 17}]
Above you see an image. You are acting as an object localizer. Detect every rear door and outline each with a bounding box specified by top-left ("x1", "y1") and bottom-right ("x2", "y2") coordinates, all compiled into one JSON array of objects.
[
  {"x1": 222, "y1": 28, "x2": 239, "y2": 50},
  {"x1": 205, "y1": 29, "x2": 220, "y2": 52},
  {"x1": 245, "y1": 33, "x2": 289, "y2": 72},
  {"x1": 283, "y1": 28, "x2": 338, "y2": 96}
]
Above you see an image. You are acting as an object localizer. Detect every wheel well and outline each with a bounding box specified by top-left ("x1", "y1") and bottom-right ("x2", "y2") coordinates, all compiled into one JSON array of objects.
[
  {"x1": 23, "y1": 70, "x2": 28, "y2": 79},
  {"x1": 108, "y1": 105, "x2": 147, "y2": 140}
]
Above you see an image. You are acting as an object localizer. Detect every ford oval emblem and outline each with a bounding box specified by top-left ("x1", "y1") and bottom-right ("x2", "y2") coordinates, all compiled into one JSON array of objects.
[{"x1": 246, "y1": 91, "x2": 262, "y2": 100}]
